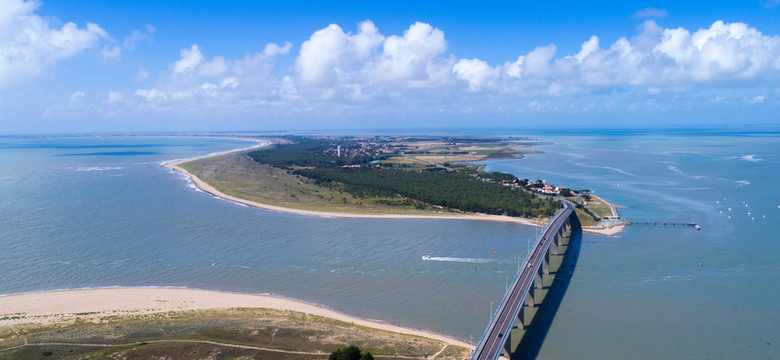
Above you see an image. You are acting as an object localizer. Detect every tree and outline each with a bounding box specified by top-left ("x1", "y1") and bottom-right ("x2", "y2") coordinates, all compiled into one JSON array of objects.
[{"x1": 329, "y1": 345, "x2": 372, "y2": 360}]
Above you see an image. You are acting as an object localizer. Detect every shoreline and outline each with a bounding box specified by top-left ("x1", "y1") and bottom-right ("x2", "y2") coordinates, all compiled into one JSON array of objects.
[
  {"x1": 165, "y1": 152, "x2": 625, "y2": 234},
  {"x1": 162, "y1": 143, "x2": 572, "y2": 228},
  {"x1": 0, "y1": 287, "x2": 473, "y2": 350},
  {"x1": 164, "y1": 156, "x2": 548, "y2": 227}
]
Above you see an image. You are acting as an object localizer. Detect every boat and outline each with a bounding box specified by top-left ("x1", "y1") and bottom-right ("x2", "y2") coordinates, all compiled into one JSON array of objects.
[{"x1": 422, "y1": 255, "x2": 432, "y2": 260}]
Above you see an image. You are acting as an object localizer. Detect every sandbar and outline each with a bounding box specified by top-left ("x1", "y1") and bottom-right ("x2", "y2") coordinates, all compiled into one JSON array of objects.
[{"x1": 0, "y1": 287, "x2": 472, "y2": 349}]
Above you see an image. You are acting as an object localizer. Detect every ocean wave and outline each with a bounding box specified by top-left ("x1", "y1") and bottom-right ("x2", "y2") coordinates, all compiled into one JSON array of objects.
[
  {"x1": 73, "y1": 166, "x2": 123, "y2": 172},
  {"x1": 724, "y1": 154, "x2": 764, "y2": 163},
  {"x1": 668, "y1": 165, "x2": 682, "y2": 174},
  {"x1": 691, "y1": 174, "x2": 751, "y2": 187},
  {"x1": 172, "y1": 169, "x2": 250, "y2": 207},
  {"x1": 422, "y1": 256, "x2": 508, "y2": 264},
  {"x1": 740, "y1": 154, "x2": 763, "y2": 162}
]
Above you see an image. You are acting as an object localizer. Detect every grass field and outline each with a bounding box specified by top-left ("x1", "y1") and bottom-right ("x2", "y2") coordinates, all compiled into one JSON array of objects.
[{"x1": 0, "y1": 308, "x2": 471, "y2": 359}]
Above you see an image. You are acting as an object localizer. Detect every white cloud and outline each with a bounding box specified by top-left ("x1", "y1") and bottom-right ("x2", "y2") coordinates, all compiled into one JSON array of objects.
[
  {"x1": 748, "y1": 95, "x2": 766, "y2": 103},
  {"x1": 101, "y1": 45, "x2": 121, "y2": 60},
  {"x1": 369, "y1": 22, "x2": 449, "y2": 83},
  {"x1": 262, "y1": 41, "x2": 292, "y2": 57},
  {"x1": 68, "y1": 91, "x2": 85, "y2": 107},
  {"x1": 632, "y1": 7, "x2": 669, "y2": 19},
  {"x1": 0, "y1": 0, "x2": 109, "y2": 84},
  {"x1": 97, "y1": 24, "x2": 155, "y2": 60},
  {"x1": 125, "y1": 19, "x2": 780, "y2": 118},
  {"x1": 134, "y1": 67, "x2": 149, "y2": 83},
  {"x1": 453, "y1": 58, "x2": 498, "y2": 91},
  {"x1": 295, "y1": 21, "x2": 384, "y2": 85},
  {"x1": 123, "y1": 25, "x2": 155, "y2": 50},
  {"x1": 105, "y1": 91, "x2": 124, "y2": 104},
  {"x1": 129, "y1": 40, "x2": 291, "y2": 108},
  {"x1": 173, "y1": 45, "x2": 206, "y2": 74},
  {"x1": 134, "y1": 88, "x2": 167, "y2": 101},
  {"x1": 450, "y1": 20, "x2": 780, "y2": 97}
]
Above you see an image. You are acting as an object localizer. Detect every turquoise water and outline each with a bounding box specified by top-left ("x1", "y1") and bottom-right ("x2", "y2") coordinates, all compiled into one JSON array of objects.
[{"x1": 1, "y1": 133, "x2": 778, "y2": 359}]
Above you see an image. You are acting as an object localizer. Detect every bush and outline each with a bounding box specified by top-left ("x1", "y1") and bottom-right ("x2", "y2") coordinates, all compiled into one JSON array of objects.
[{"x1": 329, "y1": 345, "x2": 374, "y2": 360}]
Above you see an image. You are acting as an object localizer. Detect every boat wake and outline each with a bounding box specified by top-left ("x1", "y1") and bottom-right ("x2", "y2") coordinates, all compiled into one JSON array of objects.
[{"x1": 421, "y1": 255, "x2": 506, "y2": 264}]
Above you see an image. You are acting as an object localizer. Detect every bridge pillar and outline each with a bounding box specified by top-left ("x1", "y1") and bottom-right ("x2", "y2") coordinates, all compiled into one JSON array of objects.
[
  {"x1": 526, "y1": 287, "x2": 535, "y2": 308},
  {"x1": 543, "y1": 250, "x2": 550, "y2": 275},
  {"x1": 516, "y1": 306, "x2": 525, "y2": 330},
  {"x1": 535, "y1": 267, "x2": 543, "y2": 289}
]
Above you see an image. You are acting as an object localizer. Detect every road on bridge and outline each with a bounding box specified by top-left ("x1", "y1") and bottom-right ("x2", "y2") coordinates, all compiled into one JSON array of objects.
[{"x1": 471, "y1": 200, "x2": 574, "y2": 360}]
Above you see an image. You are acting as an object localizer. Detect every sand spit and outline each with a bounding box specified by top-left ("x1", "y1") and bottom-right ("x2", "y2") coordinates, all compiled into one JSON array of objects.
[{"x1": 0, "y1": 287, "x2": 473, "y2": 349}]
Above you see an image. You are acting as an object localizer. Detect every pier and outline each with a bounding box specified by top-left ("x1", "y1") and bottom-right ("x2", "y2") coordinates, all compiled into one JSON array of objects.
[{"x1": 631, "y1": 221, "x2": 700, "y2": 229}]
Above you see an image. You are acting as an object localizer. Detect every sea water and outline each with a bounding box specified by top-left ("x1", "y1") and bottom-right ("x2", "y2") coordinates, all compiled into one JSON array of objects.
[{"x1": 0, "y1": 132, "x2": 778, "y2": 359}]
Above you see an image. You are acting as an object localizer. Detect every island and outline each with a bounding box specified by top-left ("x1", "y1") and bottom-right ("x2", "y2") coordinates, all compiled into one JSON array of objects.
[{"x1": 167, "y1": 135, "x2": 627, "y2": 234}]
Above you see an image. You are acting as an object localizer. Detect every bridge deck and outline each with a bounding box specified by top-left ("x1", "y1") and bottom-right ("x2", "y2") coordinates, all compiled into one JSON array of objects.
[{"x1": 470, "y1": 200, "x2": 574, "y2": 360}]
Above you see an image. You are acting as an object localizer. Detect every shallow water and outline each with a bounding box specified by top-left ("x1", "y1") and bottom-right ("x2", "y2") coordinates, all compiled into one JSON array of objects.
[{"x1": 1, "y1": 132, "x2": 778, "y2": 359}]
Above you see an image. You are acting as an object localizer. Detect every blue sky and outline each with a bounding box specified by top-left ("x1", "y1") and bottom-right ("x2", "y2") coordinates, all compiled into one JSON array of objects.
[{"x1": 2, "y1": 0, "x2": 780, "y2": 134}]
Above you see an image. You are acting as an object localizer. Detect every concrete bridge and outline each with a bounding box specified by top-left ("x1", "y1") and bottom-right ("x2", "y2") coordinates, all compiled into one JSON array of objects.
[{"x1": 470, "y1": 200, "x2": 575, "y2": 360}]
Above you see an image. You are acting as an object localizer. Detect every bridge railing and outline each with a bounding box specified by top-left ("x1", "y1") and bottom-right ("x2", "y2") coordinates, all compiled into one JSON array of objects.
[{"x1": 471, "y1": 200, "x2": 573, "y2": 359}]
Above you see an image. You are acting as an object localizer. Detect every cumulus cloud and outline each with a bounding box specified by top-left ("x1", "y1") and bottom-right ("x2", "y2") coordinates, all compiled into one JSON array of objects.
[
  {"x1": 453, "y1": 20, "x2": 780, "y2": 96},
  {"x1": 123, "y1": 19, "x2": 780, "y2": 117},
  {"x1": 293, "y1": 20, "x2": 453, "y2": 93},
  {"x1": 453, "y1": 58, "x2": 498, "y2": 91},
  {"x1": 0, "y1": 0, "x2": 109, "y2": 84},
  {"x1": 295, "y1": 21, "x2": 384, "y2": 85},
  {"x1": 369, "y1": 22, "x2": 449, "y2": 83},
  {"x1": 130, "y1": 40, "x2": 292, "y2": 108}
]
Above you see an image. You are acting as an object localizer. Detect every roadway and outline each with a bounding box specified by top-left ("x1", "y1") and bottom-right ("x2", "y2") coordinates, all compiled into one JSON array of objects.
[{"x1": 470, "y1": 200, "x2": 574, "y2": 360}]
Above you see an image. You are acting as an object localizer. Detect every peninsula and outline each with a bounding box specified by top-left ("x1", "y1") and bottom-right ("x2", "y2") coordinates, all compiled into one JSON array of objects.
[{"x1": 166, "y1": 135, "x2": 626, "y2": 234}]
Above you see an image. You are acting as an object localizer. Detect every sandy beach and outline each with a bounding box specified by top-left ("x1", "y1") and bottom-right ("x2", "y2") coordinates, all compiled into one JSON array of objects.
[
  {"x1": 582, "y1": 224, "x2": 626, "y2": 236},
  {"x1": 0, "y1": 287, "x2": 473, "y2": 349}
]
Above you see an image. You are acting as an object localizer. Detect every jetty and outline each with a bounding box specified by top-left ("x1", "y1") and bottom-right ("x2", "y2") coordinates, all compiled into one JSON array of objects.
[{"x1": 631, "y1": 221, "x2": 700, "y2": 230}]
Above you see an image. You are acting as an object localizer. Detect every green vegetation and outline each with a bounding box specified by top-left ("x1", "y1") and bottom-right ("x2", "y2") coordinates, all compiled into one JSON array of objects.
[
  {"x1": 295, "y1": 167, "x2": 560, "y2": 217},
  {"x1": 241, "y1": 136, "x2": 562, "y2": 218},
  {"x1": 329, "y1": 345, "x2": 374, "y2": 360},
  {"x1": 0, "y1": 308, "x2": 470, "y2": 359}
]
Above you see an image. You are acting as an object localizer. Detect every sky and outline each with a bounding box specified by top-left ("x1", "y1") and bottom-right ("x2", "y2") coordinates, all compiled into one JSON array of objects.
[{"x1": 1, "y1": 0, "x2": 780, "y2": 134}]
